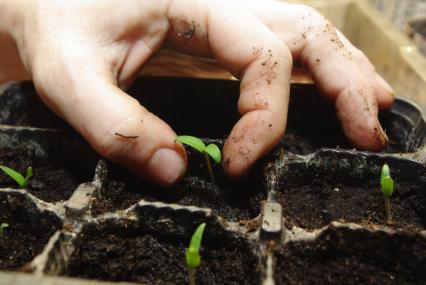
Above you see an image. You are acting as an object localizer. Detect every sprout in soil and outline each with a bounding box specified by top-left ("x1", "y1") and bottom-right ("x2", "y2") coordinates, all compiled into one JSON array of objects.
[
  {"x1": 0, "y1": 223, "x2": 9, "y2": 236},
  {"x1": 185, "y1": 223, "x2": 206, "y2": 285},
  {"x1": 0, "y1": 165, "x2": 33, "y2": 189},
  {"x1": 380, "y1": 163, "x2": 394, "y2": 224},
  {"x1": 176, "y1": 135, "x2": 222, "y2": 186}
]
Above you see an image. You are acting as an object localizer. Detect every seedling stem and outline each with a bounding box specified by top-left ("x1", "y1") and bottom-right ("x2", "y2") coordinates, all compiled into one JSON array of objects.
[
  {"x1": 185, "y1": 223, "x2": 206, "y2": 285},
  {"x1": 385, "y1": 198, "x2": 392, "y2": 224},
  {"x1": 203, "y1": 152, "x2": 215, "y2": 186},
  {"x1": 176, "y1": 135, "x2": 221, "y2": 187},
  {"x1": 380, "y1": 164, "x2": 394, "y2": 224}
]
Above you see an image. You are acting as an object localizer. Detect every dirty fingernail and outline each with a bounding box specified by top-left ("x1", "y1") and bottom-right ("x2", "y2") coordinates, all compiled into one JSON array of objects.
[
  {"x1": 375, "y1": 74, "x2": 395, "y2": 96},
  {"x1": 376, "y1": 124, "x2": 389, "y2": 148},
  {"x1": 148, "y1": 148, "x2": 185, "y2": 186}
]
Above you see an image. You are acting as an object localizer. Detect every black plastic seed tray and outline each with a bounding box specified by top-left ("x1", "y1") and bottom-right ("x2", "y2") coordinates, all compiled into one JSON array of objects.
[{"x1": 0, "y1": 77, "x2": 425, "y2": 285}]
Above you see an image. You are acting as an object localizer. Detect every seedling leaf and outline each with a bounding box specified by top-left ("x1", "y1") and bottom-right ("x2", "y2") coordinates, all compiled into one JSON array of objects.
[
  {"x1": 380, "y1": 164, "x2": 394, "y2": 224},
  {"x1": 381, "y1": 163, "x2": 391, "y2": 182},
  {"x1": 0, "y1": 223, "x2": 9, "y2": 236},
  {"x1": 25, "y1": 166, "x2": 33, "y2": 181},
  {"x1": 381, "y1": 176, "x2": 394, "y2": 198},
  {"x1": 177, "y1": 136, "x2": 206, "y2": 153},
  {"x1": 0, "y1": 165, "x2": 27, "y2": 188},
  {"x1": 205, "y1": 144, "x2": 221, "y2": 164},
  {"x1": 186, "y1": 223, "x2": 206, "y2": 270}
]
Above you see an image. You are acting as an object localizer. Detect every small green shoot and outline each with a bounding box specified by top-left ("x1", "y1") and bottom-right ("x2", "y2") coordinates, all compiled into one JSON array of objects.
[
  {"x1": 0, "y1": 223, "x2": 9, "y2": 236},
  {"x1": 185, "y1": 223, "x2": 206, "y2": 285},
  {"x1": 0, "y1": 165, "x2": 33, "y2": 188},
  {"x1": 380, "y1": 164, "x2": 394, "y2": 224},
  {"x1": 177, "y1": 136, "x2": 221, "y2": 186}
]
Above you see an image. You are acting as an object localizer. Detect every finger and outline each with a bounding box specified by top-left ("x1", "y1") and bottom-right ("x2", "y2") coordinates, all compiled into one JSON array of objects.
[
  {"x1": 234, "y1": 1, "x2": 391, "y2": 151},
  {"x1": 285, "y1": 7, "x2": 389, "y2": 151},
  {"x1": 236, "y1": 0, "x2": 394, "y2": 108},
  {"x1": 33, "y1": 62, "x2": 187, "y2": 187},
  {"x1": 335, "y1": 29, "x2": 394, "y2": 109},
  {"x1": 166, "y1": 0, "x2": 292, "y2": 178}
]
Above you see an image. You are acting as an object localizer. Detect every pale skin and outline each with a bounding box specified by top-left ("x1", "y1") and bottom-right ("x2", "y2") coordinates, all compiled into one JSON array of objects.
[{"x1": 0, "y1": 0, "x2": 394, "y2": 186}]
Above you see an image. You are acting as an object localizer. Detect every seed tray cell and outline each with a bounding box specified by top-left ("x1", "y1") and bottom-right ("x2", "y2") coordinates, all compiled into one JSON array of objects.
[
  {"x1": 272, "y1": 150, "x2": 426, "y2": 230},
  {"x1": 90, "y1": 144, "x2": 266, "y2": 222},
  {"x1": 0, "y1": 128, "x2": 97, "y2": 202},
  {"x1": 61, "y1": 205, "x2": 260, "y2": 284},
  {"x1": 0, "y1": 190, "x2": 62, "y2": 270},
  {"x1": 275, "y1": 223, "x2": 426, "y2": 285}
]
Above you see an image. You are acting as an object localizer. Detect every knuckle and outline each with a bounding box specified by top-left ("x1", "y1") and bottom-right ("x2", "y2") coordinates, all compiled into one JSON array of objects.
[{"x1": 270, "y1": 40, "x2": 293, "y2": 66}]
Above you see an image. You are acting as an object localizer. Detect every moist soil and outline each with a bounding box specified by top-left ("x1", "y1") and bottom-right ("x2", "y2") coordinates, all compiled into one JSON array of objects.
[
  {"x1": 281, "y1": 125, "x2": 405, "y2": 155},
  {"x1": 0, "y1": 148, "x2": 91, "y2": 202},
  {"x1": 0, "y1": 81, "x2": 68, "y2": 129},
  {"x1": 282, "y1": 94, "x2": 409, "y2": 155},
  {"x1": 275, "y1": 178, "x2": 425, "y2": 230},
  {"x1": 91, "y1": 152, "x2": 266, "y2": 222},
  {"x1": 275, "y1": 227, "x2": 426, "y2": 285},
  {"x1": 0, "y1": 193, "x2": 62, "y2": 270},
  {"x1": 64, "y1": 222, "x2": 259, "y2": 284}
]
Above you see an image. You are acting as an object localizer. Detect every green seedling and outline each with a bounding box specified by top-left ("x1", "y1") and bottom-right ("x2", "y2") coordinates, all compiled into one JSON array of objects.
[
  {"x1": 176, "y1": 136, "x2": 221, "y2": 186},
  {"x1": 380, "y1": 163, "x2": 394, "y2": 224},
  {"x1": 0, "y1": 165, "x2": 33, "y2": 188},
  {"x1": 185, "y1": 223, "x2": 206, "y2": 285},
  {"x1": 0, "y1": 223, "x2": 9, "y2": 236}
]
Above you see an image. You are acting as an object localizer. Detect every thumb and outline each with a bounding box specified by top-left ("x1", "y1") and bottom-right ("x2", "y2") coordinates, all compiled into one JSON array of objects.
[{"x1": 35, "y1": 68, "x2": 187, "y2": 187}]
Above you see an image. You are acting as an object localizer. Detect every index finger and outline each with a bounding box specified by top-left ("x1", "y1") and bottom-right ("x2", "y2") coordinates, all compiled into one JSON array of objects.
[{"x1": 166, "y1": 0, "x2": 293, "y2": 179}]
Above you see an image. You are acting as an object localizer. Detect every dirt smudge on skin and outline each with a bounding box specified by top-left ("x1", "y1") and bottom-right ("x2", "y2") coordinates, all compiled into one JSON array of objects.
[
  {"x1": 236, "y1": 146, "x2": 251, "y2": 162},
  {"x1": 374, "y1": 126, "x2": 388, "y2": 148},
  {"x1": 259, "y1": 49, "x2": 279, "y2": 85},
  {"x1": 173, "y1": 19, "x2": 200, "y2": 42},
  {"x1": 114, "y1": 133, "x2": 139, "y2": 140},
  {"x1": 224, "y1": 157, "x2": 231, "y2": 169},
  {"x1": 252, "y1": 46, "x2": 264, "y2": 56},
  {"x1": 253, "y1": 94, "x2": 269, "y2": 109}
]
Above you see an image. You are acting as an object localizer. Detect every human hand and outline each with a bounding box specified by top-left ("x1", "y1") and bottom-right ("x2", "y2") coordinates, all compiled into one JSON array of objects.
[
  {"x1": 0, "y1": 0, "x2": 393, "y2": 186},
  {"x1": 234, "y1": 0, "x2": 394, "y2": 146}
]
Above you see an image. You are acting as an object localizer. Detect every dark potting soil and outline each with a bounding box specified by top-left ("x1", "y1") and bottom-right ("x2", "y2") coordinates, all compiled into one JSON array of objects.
[
  {"x1": 281, "y1": 128, "x2": 405, "y2": 155},
  {"x1": 0, "y1": 194, "x2": 62, "y2": 270},
  {"x1": 275, "y1": 227, "x2": 426, "y2": 285},
  {"x1": 281, "y1": 93, "x2": 413, "y2": 155},
  {"x1": 65, "y1": 222, "x2": 259, "y2": 284},
  {"x1": 276, "y1": 178, "x2": 425, "y2": 230},
  {"x1": 0, "y1": 148, "x2": 91, "y2": 202},
  {"x1": 0, "y1": 81, "x2": 68, "y2": 129},
  {"x1": 91, "y1": 158, "x2": 266, "y2": 222},
  {"x1": 280, "y1": 131, "x2": 349, "y2": 155}
]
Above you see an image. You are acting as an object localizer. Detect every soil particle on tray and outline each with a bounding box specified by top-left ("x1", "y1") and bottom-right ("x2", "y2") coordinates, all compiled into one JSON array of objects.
[
  {"x1": 276, "y1": 178, "x2": 425, "y2": 230},
  {"x1": 275, "y1": 226, "x2": 426, "y2": 285},
  {"x1": 0, "y1": 193, "x2": 62, "y2": 270},
  {"x1": 0, "y1": 148, "x2": 91, "y2": 202},
  {"x1": 64, "y1": 222, "x2": 259, "y2": 284},
  {"x1": 90, "y1": 158, "x2": 266, "y2": 222}
]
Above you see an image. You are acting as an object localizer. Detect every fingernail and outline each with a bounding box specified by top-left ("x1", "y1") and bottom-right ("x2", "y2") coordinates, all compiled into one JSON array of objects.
[
  {"x1": 375, "y1": 74, "x2": 395, "y2": 96},
  {"x1": 148, "y1": 148, "x2": 185, "y2": 186}
]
